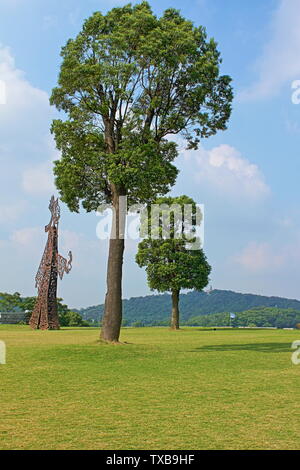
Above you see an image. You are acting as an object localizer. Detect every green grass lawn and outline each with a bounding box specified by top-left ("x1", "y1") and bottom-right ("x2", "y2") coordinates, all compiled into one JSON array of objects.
[{"x1": 0, "y1": 325, "x2": 299, "y2": 450}]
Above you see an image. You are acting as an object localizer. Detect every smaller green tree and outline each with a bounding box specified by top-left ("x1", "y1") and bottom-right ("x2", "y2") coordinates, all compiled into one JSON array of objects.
[
  {"x1": 136, "y1": 196, "x2": 211, "y2": 329},
  {"x1": 61, "y1": 311, "x2": 88, "y2": 327}
]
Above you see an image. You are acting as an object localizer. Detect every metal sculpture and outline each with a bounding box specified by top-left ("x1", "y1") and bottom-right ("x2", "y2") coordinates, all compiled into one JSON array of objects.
[{"x1": 29, "y1": 196, "x2": 72, "y2": 330}]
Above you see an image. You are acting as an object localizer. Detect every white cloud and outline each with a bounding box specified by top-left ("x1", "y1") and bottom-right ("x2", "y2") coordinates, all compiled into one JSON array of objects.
[
  {"x1": 239, "y1": 0, "x2": 300, "y2": 100},
  {"x1": 234, "y1": 231, "x2": 300, "y2": 273},
  {"x1": 0, "y1": 44, "x2": 52, "y2": 161},
  {"x1": 0, "y1": 78, "x2": 6, "y2": 104},
  {"x1": 10, "y1": 225, "x2": 92, "y2": 255},
  {"x1": 180, "y1": 144, "x2": 270, "y2": 200},
  {"x1": 22, "y1": 161, "x2": 55, "y2": 195},
  {"x1": 0, "y1": 201, "x2": 27, "y2": 224},
  {"x1": 22, "y1": 135, "x2": 59, "y2": 195},
  {"x1": 234, "y1": 242, "x2": 284, "y2": 272},
  {"x1": 0, "y1": 45, "x2": 57, "y2": 216},
  {"x1": 9, "y1": 226, "x2": 93, "y2": 262},
  {"x1": 60, "y1": 230, "x2": 81, "y2": 252},
  {"x1": 10, "y1": 226, "x2": 43, "y2": 250},
  {"x1": 0, "y1": 45, "x2": 49, "y2": 121}
]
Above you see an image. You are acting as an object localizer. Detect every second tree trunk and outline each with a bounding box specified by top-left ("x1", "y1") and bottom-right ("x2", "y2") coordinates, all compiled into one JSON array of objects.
[{"x1": 171, "y1": 289, "x2": 180, "y2": 330}]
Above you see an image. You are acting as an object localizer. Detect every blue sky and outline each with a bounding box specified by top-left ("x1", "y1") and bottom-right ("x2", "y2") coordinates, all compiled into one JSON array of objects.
[{"x1": 1, "y1": 0, "x2": 300, "y2": 308}]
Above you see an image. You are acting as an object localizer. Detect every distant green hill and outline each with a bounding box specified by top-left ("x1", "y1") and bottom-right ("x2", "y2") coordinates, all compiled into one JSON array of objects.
[{"x1": 77, "y1": 289, "x2": 300, "y2": 327}]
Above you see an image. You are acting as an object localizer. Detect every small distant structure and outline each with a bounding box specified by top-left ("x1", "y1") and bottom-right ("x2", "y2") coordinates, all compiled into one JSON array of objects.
[
  {"x1": 29, "y1": 196, "x2": 72, "y2": 330},
  {"x1": 206, "y1": 285, "x2": 213, "y2": 295},
  {"x1": 0, "y1": 312, "x2": 26, "y2": 324}
]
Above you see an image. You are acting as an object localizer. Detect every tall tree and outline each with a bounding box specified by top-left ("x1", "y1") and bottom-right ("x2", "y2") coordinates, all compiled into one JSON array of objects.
[
  {"x1": 50, "y1": 2, "x2": 232, "y2": 342},
  {"x1": 136, "y1": 196, "x2": 211, "y2": 329}
]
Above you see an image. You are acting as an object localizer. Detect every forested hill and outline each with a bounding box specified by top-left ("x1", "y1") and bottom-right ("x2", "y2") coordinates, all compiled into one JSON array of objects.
[{"x1": 77, "y1": 289, "x2": 300, "y2": 326}]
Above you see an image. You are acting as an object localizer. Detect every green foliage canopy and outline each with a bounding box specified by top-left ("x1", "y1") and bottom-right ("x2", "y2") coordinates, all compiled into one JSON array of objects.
[
  {"x1": 0, "y1": 292, "x2": 22, "y2": 312},
  {"x1": 136, "y1": 195, "x2": 211, "y2": 293},
  {"x1": 50, "y1": 1, "x2": 233, "y2": 211}
]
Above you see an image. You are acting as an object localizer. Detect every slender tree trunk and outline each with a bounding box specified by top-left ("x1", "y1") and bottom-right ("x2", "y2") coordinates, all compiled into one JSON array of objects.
[
  {"x1": 100, "y1": 190, "x2": 126, "y2": 342},
  {"x1": 171, "y1": 289, "x2": 180, "y2": 330}
]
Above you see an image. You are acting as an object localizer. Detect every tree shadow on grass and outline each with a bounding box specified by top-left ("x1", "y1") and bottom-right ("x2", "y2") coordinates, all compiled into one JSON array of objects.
[{"x1": 190, "y1": 343, "x2": 292, "y2": 353}]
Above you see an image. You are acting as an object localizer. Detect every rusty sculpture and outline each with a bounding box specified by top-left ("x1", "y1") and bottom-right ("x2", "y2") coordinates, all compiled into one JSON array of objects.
[{"x1": 29, "y1": 196, "x2": 72, "y2": 330}]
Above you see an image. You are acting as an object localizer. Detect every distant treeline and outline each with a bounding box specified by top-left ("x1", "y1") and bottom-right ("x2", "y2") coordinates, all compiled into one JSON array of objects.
[
  {"x1": 76, "y1": 289, "x2": 300, "y2": 328},
  {"x1": 0, "y1": 292, "x2": 88, "y2": 327},
  {"x1": 2, "y1": 289, "x2": 300, "y2": 328},
  {"x1": 186, "y1": 307, "x2": 300, "y2": 328}
]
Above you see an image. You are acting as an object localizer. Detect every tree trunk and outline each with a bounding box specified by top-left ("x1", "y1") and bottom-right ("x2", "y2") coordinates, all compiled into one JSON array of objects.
[
  {"x1": 171, "y1": 289, "x2": 180, "y2": 330},
  {"x1": 100, "y1": 190, "x2": 126, "y2": 342}
]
